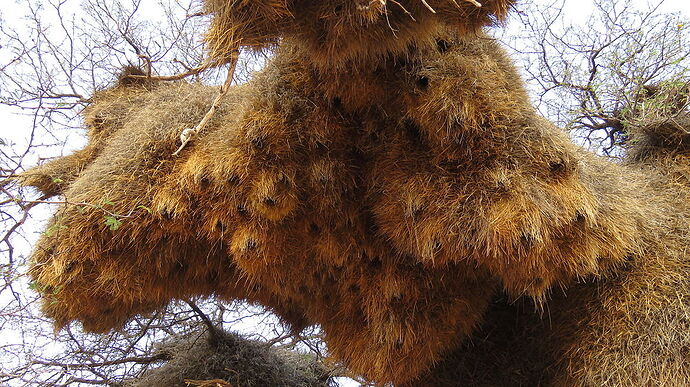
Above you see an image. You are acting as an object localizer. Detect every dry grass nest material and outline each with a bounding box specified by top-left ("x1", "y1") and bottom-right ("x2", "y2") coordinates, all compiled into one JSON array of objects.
[
  {"x1": 20, "y1": 24, "x2": 690, "y2": 386},
  {"x1": 204, "y1": 0, "x2": 516, "y2": 68},
  {"x1": 126, "y1": 329, "x2": 334, "y2": 387},
  {"x1": 624, "y1": 81, "x2": 690, "y2": 160}
]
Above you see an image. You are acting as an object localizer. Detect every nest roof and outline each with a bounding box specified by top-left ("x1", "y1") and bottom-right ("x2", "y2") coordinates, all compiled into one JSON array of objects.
[{"x1": 204, "y1": 0, "x2": 516, "y2": 68}]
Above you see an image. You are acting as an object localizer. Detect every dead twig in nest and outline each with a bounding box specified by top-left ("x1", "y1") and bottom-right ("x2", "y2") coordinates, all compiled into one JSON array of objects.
[
  {"x1": 173, "y1": 48, "x2": 240, "y2": 156},
  {"x1": 124, "y1": 60, "x2": 217, "y2": 82},
  {"x1": 390, "y1": 0, "x2": 416, "y2": 21},
  {"x1": 184, "y1": 379, "x2": 233, "y2": 387},
  {"x1": 184, "y1": 300, "x2": 222, "y2": 345},
  {"x1": 421, "y1": 0, "x2": 437, "y2": 13},
  {"x1": 422, "y1": 0, "x2": 482, "y2": 12}
]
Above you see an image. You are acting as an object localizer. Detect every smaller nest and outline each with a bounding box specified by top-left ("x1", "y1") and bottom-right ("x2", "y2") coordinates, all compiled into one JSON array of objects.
[
  {"x1": 126, "y1": 329, "x2": 335, "y2": 387},
  {"x1": 625, "y1": 81, "x2": 690, "y2": 161},
  {"x1": 204, "y1": 0, "x2": 516, "y2": 68}
]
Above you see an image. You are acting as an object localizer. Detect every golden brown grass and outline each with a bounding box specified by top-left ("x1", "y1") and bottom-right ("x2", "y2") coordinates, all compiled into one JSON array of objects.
[{"x1": 204, "y1": 0, "x2": 515, "y2": 69}]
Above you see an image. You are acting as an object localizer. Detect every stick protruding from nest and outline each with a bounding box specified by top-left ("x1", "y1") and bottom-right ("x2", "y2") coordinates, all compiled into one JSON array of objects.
[{"x1": 172, "y1": 50, "x2": 239, "y2": 156}]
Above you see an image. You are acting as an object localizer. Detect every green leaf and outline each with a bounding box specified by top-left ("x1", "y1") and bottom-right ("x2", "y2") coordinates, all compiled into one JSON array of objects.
[
  {"x1": 105, "y1": 216, "x2": 123, "y2": 231},
  {"x1": 28, "y1": 281, "x2": 49, "y2": 293},
  {"x1": 42, "y1": 223, "x2": 68, "y2": 237},
  {"x1": 51, "y1": 177, "x2": 63, "y2": 184},
  {"x1": 137, "y1": 205, "x2": 152, "y2": 214}
]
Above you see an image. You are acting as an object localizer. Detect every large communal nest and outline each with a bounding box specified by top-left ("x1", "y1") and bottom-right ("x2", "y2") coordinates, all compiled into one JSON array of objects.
[
  {"x1": 204, "y1": 0, "x2": 516, "y2": 68},
  {"x1": 20, "y1": 17, "x2": 690, "y2": 387},
  {"x1": 126, "y1": 329, "x2": 334, "y2": 387}
]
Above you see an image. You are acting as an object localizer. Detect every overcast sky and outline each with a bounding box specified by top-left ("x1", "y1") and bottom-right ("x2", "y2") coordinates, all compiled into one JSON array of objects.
[{"x1": 1, "y1": 0, "x2": 689, "y2": 143}]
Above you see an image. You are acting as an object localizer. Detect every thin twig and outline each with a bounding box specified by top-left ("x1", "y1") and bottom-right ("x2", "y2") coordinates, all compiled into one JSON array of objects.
[
  {"x1": 173, "y1": 49, "x2": 239, "y2": 156},
  {"x1": 390, "y1": 0, "x2": 416, "y2": 21},
  {"x1": 184, "y1": 300, "x2": 221, "y2": 344},
  {"x1": 421, "y1": 0, "x2": 436, "y2": 13},
  {"x1": 463, "y1": 0, "x2": 482, "y2": 7},
  {"x1": 124, "y1": 60, "x2": 216, "y2": 82},
  {"x1": 138, "y1": 54, "x2": 153, "y2": 77}
]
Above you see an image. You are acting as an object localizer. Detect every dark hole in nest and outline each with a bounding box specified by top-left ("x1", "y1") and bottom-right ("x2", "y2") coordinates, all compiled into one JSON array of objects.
[
  {"x1": 199, "y1": 177, "x2": 211, "y2": 189},
  {"x1": 412, "y1": 205, "x2": 424, "y2": 219},
  {"x1": 416, "y1": 76, "x2": 430, "y2": 90},
  {"x1": 349, "y1": 283, "x2": 360, "y2": 293},
  {"x1": 227, "y1": 175, "x2": 240, "y2": 185},
  {"x1": 237, "y1": 205, "x2": 249, "y2": 217},
  {"x1": 309, "y1": 223, "x2": 320, "y2": 234},
  {"x1": 575, "y1": 211, "x2": 586, "y2": 224},
  {"x1": 263, "y1": 197, "x2": 277, "y2": 207},
  {"x1": 314, "y1": 141, "x2": 329, "y2": 156},
  {"x1": 403, "y1": 118, "x2": 424, "y2": 144},
  {"x1": 436, "y1": 39, "x2": 451, "y2": 53},
  {"x1": 92, "y1": 117, "x2": 105, "y2": 127},
  {"x1": 332, "y1": 96, "x2": 342, "y2": 108},
  {"x1": 369, "y1": 256, "x2": 383, "y2": 269},
  {"x1": 520, "y1": 233, "x2": 534, "y2": 247},
  {"x1": 174, "y1": 261, "x2": 188, "y2": 274},
  {"x1": 251, "y1": 136, "x2": 265, "y2": 150},
  {"x1": 160, "y1": 209, "x2": 174, "y2": 220},
  {"x1": 549, "y1": 158, "x2": 572, "y2": 178},
  {"x1": 245, "y1": 240, "x2": 258, "y2": 251},
  {"x1": 65, "y1": 261, "x2": 77, "y2": 273}
]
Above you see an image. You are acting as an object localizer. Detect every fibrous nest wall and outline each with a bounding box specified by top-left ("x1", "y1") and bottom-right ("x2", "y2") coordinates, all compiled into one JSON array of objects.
[
  {"x1": 204, "y1": 0, "x2": 515, "y2": 68},
  {"x1": 403, "y1": 80, "x2": 690, "y2": 387},
  {"x1": 21, "y1": 5, "x2": 690, "y2": 386}
]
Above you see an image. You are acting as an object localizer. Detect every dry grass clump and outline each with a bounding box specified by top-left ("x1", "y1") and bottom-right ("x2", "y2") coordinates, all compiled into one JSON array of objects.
[
  {"x1": 21, "y1": 67, "x2": 154, "y2": 196},
  {"x1": 126, "y1": 330, "x2": 334, "y2": 387},
  {"x1": 204, "y1": 0, "x2": 515, "y2": 69},
  {"x1": 24, "y1": 79, "x2": 257, "y2": 332},
  {"x1": 403, "y1": 80, "x2": 690, "y2": 385},
  {"x1": 409, "y1": 211, "x2": 690, "y2": 386},
  {"x1": 22, "y1": 21, "x2": 690, "y2": 387},
  {"x1": 625, "y1": 81, "x2": 690, "y2": 161},
  {"x1": 24, "y1": 35, "x2": 500, "y2": 384}
]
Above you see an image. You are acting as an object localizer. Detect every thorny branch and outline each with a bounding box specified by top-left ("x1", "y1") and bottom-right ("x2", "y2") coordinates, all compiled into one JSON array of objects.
[{"x1": 504, "y1": 0, "x2": 689, "y2": 155}]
